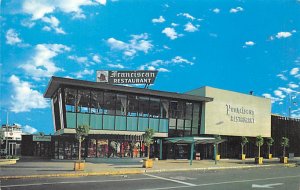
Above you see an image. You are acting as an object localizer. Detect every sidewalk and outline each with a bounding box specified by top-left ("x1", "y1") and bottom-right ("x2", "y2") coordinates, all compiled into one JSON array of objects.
[{"x1": 0, "y1": 157, "x2": 299, "y2": 179}]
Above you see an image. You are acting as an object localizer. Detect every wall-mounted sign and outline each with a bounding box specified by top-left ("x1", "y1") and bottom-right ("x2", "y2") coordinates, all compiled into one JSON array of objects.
[
  {"x1": 96, "y1": 70, "x2": 158, "y2": 84},
  {"x1": 33, "y1": 136, "x2": 51, "y2": 142},
  {"x1": 226, "y1": 104, "x2": 255, "y2": 123}
]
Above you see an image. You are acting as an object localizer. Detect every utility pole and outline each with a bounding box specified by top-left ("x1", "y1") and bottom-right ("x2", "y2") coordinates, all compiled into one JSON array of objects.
[{"x1": 6, "y1": 112, "x2": 9, "y2": 156}]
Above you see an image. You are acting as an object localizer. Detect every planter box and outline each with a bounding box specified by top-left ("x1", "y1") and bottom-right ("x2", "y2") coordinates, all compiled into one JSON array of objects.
[
  {"x1": 280, "y1": 157, "x2": 288, "y2": 164},
  {"x1": 268, "y1": 154, "x2": 272, "y2": 159},
  {"x1": 241, "y1": 154, "x2": 246, "y2": 160},
  {"x1": 255, "y1": 157, "x2": 263, "y2": 164},
  {"x1": 216, "y1": 155, "x2": 220, "y2": 161},
  {"x1": 143, "y1": 159, "x2": 153, "y2": 168},
  {"x1": 74, "y1": 161, "x2": 85, "y2": 171}
]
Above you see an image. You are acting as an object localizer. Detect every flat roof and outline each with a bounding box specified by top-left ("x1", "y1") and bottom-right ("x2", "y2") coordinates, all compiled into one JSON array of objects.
[{"x1": 44, "y1": 76, "x2": 213, "y2": 102}]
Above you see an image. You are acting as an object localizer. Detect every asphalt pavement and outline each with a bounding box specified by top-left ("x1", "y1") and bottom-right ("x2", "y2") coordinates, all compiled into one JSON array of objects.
[
  {"x1": 1, "y1": 166, "x2": 299, "y2": 190},
  {"x1": 1, "y1": 157, "x2": 299, "y2": 179}
]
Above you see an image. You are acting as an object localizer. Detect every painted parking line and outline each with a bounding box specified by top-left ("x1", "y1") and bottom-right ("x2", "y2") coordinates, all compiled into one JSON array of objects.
[
  {"x1": 140, "y1": 174, "x2": 300, "y2": 190},
  {"x1": 144, "y1": 174, "x2": 196, "y2": 187},
  {"x1": 0, "y1": 177, "x2": 156, "y2": 188}
]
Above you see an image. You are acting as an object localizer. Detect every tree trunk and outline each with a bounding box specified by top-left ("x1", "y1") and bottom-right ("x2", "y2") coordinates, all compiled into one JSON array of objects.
[
  {"x1": 283, "y1": 146, "x2": 286, "y2": 157},
  {"x1": 258, "y1": 146, "x2": 260, "y2": 158},
  {"x1": 268, "y1": 146, "x2": 270, "y2": 155},
  {"x1": 147, "y1": 144, "x2": 150, "y2": 159},
  {"x1": 241, "y1": 145, "x2": 244, "y2": 155},
  {"x1": 79, "y1": 136, "x2": 82, "y2": 161}
]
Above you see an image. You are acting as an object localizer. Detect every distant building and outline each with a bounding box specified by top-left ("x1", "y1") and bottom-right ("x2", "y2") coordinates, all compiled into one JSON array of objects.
[{"x1": 0, "y1": 124, "x2": 22, "y2": 156}]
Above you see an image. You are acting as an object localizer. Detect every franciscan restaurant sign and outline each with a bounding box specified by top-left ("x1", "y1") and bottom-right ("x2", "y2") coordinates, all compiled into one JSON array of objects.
[{"x1": 96, "y1": 70, "x2": 158, "y2": 84}]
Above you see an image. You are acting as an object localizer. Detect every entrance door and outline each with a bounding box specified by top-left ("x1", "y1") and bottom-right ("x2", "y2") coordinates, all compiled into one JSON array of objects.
[{"x1": 8, "y1": 142, "x2": 16, "y2": 155}]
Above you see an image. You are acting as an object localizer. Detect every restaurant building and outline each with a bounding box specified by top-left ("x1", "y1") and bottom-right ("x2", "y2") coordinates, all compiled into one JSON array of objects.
[{"x1": 37, "y1": 75, "x2": 299, "y2": 160}]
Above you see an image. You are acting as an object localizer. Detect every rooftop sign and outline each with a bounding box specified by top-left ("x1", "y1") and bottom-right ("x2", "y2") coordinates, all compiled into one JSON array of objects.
[{"x1": 96, "y1": 70, "x2": 158, "y2": 84}]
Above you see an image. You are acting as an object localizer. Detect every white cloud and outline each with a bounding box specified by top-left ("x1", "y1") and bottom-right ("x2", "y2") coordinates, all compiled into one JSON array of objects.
[
  {"x1": 23, "y1": 125, "x2": 38, "y2": 134},
  {"x1": 262, "y1": 93, "x2": 281, "y2": 103},
  {"x1": 229, "y1": 7, "x2": 243, "y2": 13},
  {"x1": 157, "y1": 68, "x2": 170, "y2": 72},
  {"x1": 107, "y1": 33, "x2": 152, "y2": 57},
  {"x1": 92, "y1": 55, "x2": 101, "y2": 63},
  {"x1": 171, "y1": 56, "x2": 194, "y2": 65},
  {"x1": 184, "y1": 22, "x2": 199, "y2": 32},
  {"x1": 245, "y1": 41, "x2": 255, "y2": 46},
  {"x1": 290, "y1": 67, "x2": 299, "y2": 75},
  {"x1": 277, "y1": 74, "x2": 288, "y2": 81},
  {"x1": 274, "y1": 90, "x2": 285, "y2": 99},
  {"x1": 95, "y1": 0, "x2": 106, "y2": 5},
  {"x1": 68, "y1": 55, "x2": 88, "y2": 64},
  {"x1": 289, "y1": 83, "x2": 299, "y2": 89},
  {"x1": 162, "y1": 27, "x2": 178, "y2": 40},
  {"x1": 41, "y1": 16, "x2": 66, "y2": 34},
  {"x1": 22, "y1": 0, "x2": 106, "y2": 20},
  {"x1": 21, "y1": 19, "x2": 36, "y2": 28},
  {"x1": 6, "y1": 29, "x2": 22, "y2": 45},
  {"x1": 278, "y1": 87, "x2": 295, "y2": 94},
  {"x1": 171, "y1": 23, "x2": 178, "y2": 27},
  {"x1": 42, "y1": 26, "x2": 51, "y2": 31},
  {"x1": 152, "y1": 16, "x2": 165, "y2": 23},
  {"x1": 107, "y1": 63, "x2": 124, "y2": 69},
  {"x1": 21, "y1": 0, "x2": 106, "y2": 34},
  {"x1": 74, "y1": 69, "x2": 94, "y2": 78},
  {"x1": 212, "y1": 8, "x2": 220, "y2": 13},
  {"x1": 9, "y1": 75, "x2": 49, "y2": 113},
  {"x1": 276, "y1": 32, "x2": 292, "y2": 39},
  {"x1": 177, "y1": 13, "x2": 195, "y2": 20},
  {"x1": 138, "y1": 64, "x2": 169, "y2": 72},
  {"x1": 20, "y1": 44, "x2": 70, "y2": 80}
]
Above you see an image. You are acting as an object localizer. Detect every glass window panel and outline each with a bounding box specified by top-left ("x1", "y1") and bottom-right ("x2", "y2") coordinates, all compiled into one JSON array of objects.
[
  {"x1": 192, "y1": 103, "x2": 200, "y2": 135},
  {"x1": 116, "y1": 94, "x2": 127, "y2": 116},
  {"x1": 177, "y1": 102, "x2": 185, "y2": 119},
  {"x1": 91, "y1": 90, "x2": 104, "y2": 114},
  {"x1": 160, "y1": 100, "x2": 169, "y2": 118},
  {"x1": 138, "y1": 96, "x2": 149, "y2": 117},
  {"x1": 103, "y1": 92, "x2": 116, "y2": 115},
  {"x1": 169, "y1": 101, "x2": 177, "y2": 118},
  {"x1": 127, "y1": 95, "x2": 139, "y2": 116},
  {"x1": 65, "y1": 88, "x2": 77, "y2": 112},
  {"x1": 185, "y1": 102, "x2": 193, "y2": 120},
  {"x1": 149, "y1": 98, "x2": 160, "y2": 118},
  {"x1": 78, "y1": 89, "x2": 90, "y2": 113}
]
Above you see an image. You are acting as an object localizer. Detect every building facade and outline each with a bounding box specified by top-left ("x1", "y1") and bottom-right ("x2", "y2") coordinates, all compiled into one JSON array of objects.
[
  {"x1": 39, "y1": 76, "x2": 299, "y2": 160},
  {"x1": 0, "y1": 124, "x2": 22, "y2": 156}
]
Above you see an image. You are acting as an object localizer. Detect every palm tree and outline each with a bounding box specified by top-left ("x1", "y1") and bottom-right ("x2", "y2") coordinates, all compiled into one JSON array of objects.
[
  {"x1": 144, "y1": 128, "x2": 154, "y2": 159},
  {"x1": 281, "y1": 137, "x2": 289, "y2": 157},
  {"x1": 266, "y1": 137, "x2": 274, "y2": 156},
  {"x1": 241, "y1": 136, "x2": 248, "y2": 157},
  {"x1": 214, "y1": 135, "x2": 222, "y2": 156},
  {"x1": 76, "y1": 125, "x2": 90, "y2": 162},
  {"x1": 256, "y1": 135, "x2": 264, "y2": 158}
]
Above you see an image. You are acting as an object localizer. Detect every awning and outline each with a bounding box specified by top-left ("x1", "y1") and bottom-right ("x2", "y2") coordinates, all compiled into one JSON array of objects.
[{"x1": 164, "y1": 136, "x2": 226, "y2": 144}]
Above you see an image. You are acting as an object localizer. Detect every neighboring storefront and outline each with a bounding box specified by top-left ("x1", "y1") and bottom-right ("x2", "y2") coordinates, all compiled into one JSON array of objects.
[{"x1": 39, "y1": 76, "x2": 299, "y2": 160}]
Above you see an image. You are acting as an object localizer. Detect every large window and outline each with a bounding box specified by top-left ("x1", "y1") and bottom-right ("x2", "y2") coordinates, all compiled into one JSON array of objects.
[
  {"x1": 91, "y1": 90, "x2": 104, "y2": 114},
  {"x1": 149, "y1": 98, "x2": 160, "y2": 118},
  {"x1": 77, "y1": 89, "x2": 90, "y2": 113},
  {"x1": 116, "y1": 94, "x2": 127, "y2": 116},
  {"x1": 65, "y1": 88, "x2": 77, "y2": 112},
  {"x1": 138, "y1": 96, "x2": 149, "y2": 117},
  {"x1": 103, "y1": 92, "x2": 116, "y2": 115},
  {"x1": 127, "y1": 95, "x2": 139, "y2": 116}
]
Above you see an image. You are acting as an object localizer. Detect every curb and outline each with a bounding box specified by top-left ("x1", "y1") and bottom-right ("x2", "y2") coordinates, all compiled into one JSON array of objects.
[{"x1": 0, "y1": 163, "x2": 296, "y2": 180}]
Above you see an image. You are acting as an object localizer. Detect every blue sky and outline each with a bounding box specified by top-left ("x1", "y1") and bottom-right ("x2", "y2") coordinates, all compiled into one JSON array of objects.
[{"x1": 1, "y1": 0, "x2": 300, "y2": 134}]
